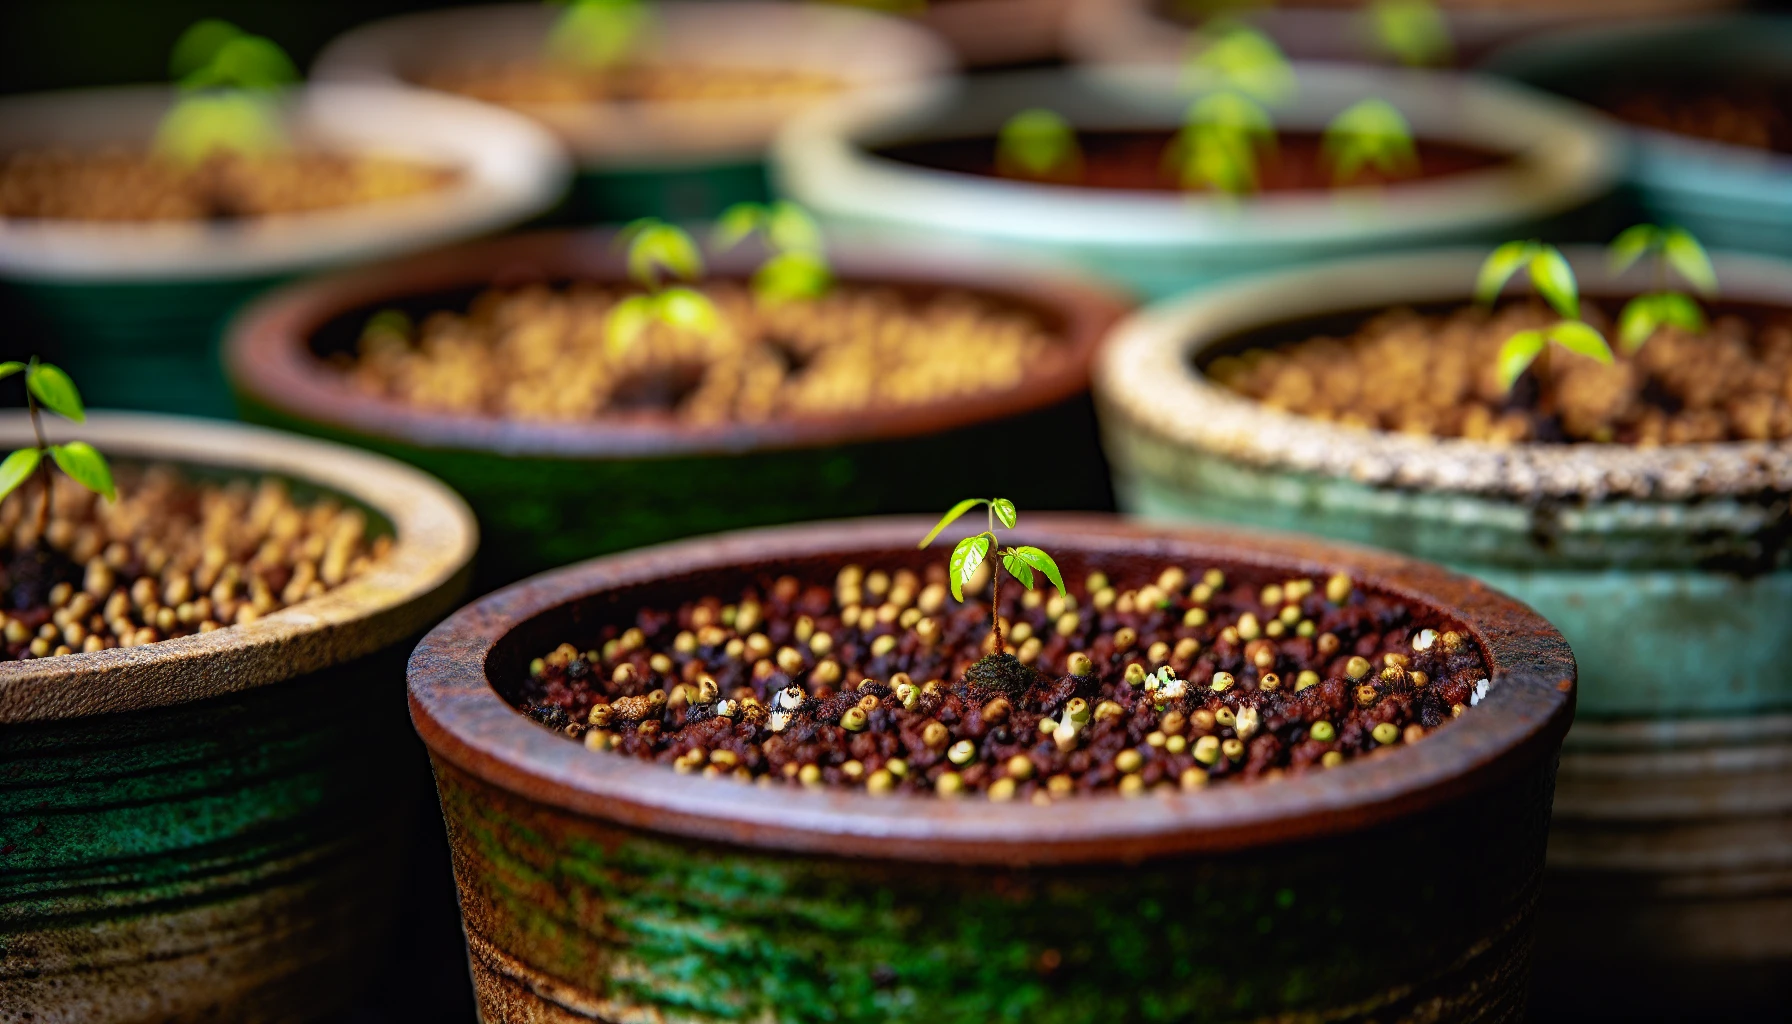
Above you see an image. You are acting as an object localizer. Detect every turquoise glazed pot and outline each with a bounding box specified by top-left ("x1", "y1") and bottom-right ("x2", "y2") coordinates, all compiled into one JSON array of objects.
[
  {"x1": 1092, "y1": 247, "x2": 1792, "y2": 1017},
  {"x1": 225, "y1": 230, "x2": 1128, "y2": 587},
  {"x1": 0, "y1": 413, "x2": 476, "y2": 1022},
  {"x1": 408, "y1": 515, "x2": 1575, "y2": 1024},
  {"x1": 774, "y1": 65, "x2": 1619, "y2": 301},
  {"x1": 1482, "y1": 15, "x2": 1792, "y2": 258},
  {"x1": 0, "y1": 84, "x2": 567, "y2": 418},
  {"x1": 312, "y1": 1, "x2": 953, "y2": 226}
]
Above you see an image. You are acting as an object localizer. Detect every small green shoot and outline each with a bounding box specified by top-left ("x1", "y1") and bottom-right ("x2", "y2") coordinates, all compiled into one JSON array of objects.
[
  {"x1": 713, "y1": 201, "x2": 834, "y2": 305},
  {"x1": 1323, "y1": 98, "x2": 1418, "y2": 184},
  {"x1": 1182, "y1": 19, "x2": 1295, "y2": 104},
  {"x1": 1476, "y1": 241, "x2": 1613, "y2": 391},
  {"x1": 995, "y1": 109, "x2": 1083, "y2": 182},
  {"x1": 548, "y1": 0, "x2": 652, "y2": 71},
  {"x1": 155, "y1": 19, "x2": 298, "y2": 165},
  {"x1": 608, "y1": 218, "x2": 725, "y2": 354},
  {"x1": 0, "y1": 359, "x2": 115, "y2": 544},
  {"x1": 1608, "y1": 224, "x2": 1718, "y2": 353},
  {"x1": 1166, "y1": 91, "x2": 1274, "y2": 195},
  {"x1": 918, "y1": 498, "x2": 1066, "y2": 654},
  {"x1": 1366, "y1": 0, "x2": 1453, "y2": 67}
]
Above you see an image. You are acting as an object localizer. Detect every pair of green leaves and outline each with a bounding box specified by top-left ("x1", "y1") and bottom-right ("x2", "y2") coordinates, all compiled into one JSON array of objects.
[
  {"x1": 609, "y1": 218, "x2": 725, "y2": 354},
  {"x1": 0, "y1": 361, "x2": 114, "y2": 504},
  {"x1": 159, "y1": 20, "x2": 297, "y2": 165},
  {"x1": 1169, "y1": 92, "x2": 1273, "y2": 195},
  {"x1": 170, "y1": 19, "x2": 298, "y2": 92},
  {"x1": 1476, "y1": 241, "x2": 1613, "y2": 390},
  {"x1": 1183, "y1": 20, "x2": 1295, "y2": 104},
  {"x1": 714, "y1": 201, "x2": 834, "y2": 305},
  {"x1": 1493, "y1": 321, "x2": 1613, "y2": 392},
  {"x1": 917, "y1": 497, "x2": 1067, "y2": 604},
  {"x1": 1609, "y1": 224, "x2": 1717, "y2": 353},
  {"x1": 996, "y1": 109, "x2": 1082, "y2": 181},
  {"x1": 1322, "y1": 98, "x2": 1417, "y2": 184},
  {"x1": 1367, "y1": 0, "x2": 1453, "y2": 67},
  {"x1": 548, "y1": 0, "x2": 651, "y2": 71}
]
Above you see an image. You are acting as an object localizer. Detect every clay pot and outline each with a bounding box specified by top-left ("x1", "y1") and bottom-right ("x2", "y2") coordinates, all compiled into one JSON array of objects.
[
  {"x1": 408, "y1": 514, "x2": 1574, "y2": 1023},
  {"x1": 1092, "y1": 246, "x2": 1792, "y2": 1017},
  {"x1": 0, "y1": 84, "x2": 567, "y2": 418},
  {"x1": 0, "y1": 413, "x2": 476, "y2": 1023},
  {"x1": 224, "y1": 229, "x2": 1127, "y2": 586}
]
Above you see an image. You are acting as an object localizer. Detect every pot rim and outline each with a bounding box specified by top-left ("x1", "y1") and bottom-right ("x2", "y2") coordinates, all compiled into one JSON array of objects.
[
  {"x1": 1094, "y1": 245, "x2": 1792, "y2": 502},
  {"x1": 0, "y1": 83, "x2": 568, "y2": 283},
  {"x1": 773, "y1": 63, "x2": 1621, "y2": 249},
  {"x1": 407, "y1": 514, "x2": 1575, "y2": 865},
  {"x1": 0, "y1": 412, "x2": 477, "y2": 724},
  {"x1": 224, "y1": 228, "x2": 1130, "y2": 460}
]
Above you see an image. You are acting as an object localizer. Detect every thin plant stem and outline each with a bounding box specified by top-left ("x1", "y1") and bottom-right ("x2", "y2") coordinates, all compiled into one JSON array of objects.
[
  {"x1": 986, "y1": 505, "x2": 1004, "y2": 655},
  {"x1": 26, "y1": 389, "x2": 50, "y2": 541}
]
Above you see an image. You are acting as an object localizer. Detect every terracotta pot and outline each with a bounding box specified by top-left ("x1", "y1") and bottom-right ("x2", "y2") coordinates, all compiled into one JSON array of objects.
[
  {"x1": 1091, "y1": 246, "x2": 1792, "y2": 1016},
  {"x1": 312, "y1": 1, "x2": 953, "y2": 225},
  {"x1": 0, "y1": 413, "x2": 477, "y2": 1023},
  {"x1": 224, "y1": 229, "x2": 1127, "y2": 586},
  {"x1": 0, "y1": 84, "x2": 567, "y2": 418},
  {"x1": 409, "y1": 514, "x2": 1575, "y2": 1023}
]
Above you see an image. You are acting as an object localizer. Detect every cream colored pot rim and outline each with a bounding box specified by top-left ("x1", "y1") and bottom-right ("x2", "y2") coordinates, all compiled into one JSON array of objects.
[
  {"x1": 1095, "y1": 246, "x2": 1792, "y2": 502},
  {"x1": 0, "y1": 412, "x2": 477, "y2": 724}
]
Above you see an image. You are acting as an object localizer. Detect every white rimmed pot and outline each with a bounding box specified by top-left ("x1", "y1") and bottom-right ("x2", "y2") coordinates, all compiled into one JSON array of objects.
[
  {"x1": 312, "y1": 0, "x2": 953, "y2": 226},
  {"x1": 1092, "y1": 246, "x2": 1792, "y2": 1016},
  {"x1": 0, "y1": 83, "x2": 567, "y2": 418},
  {"x1": 773, "y1": 64, "x2": 1619, "y2": 301},
  {"x1": 0, "y1": 413, "x2": 476, "y2": 1023}
]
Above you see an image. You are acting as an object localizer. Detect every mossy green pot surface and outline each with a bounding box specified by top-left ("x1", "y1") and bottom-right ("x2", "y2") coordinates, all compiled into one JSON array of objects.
[
  {"x1": 408, "y1": 515, "x2": 1576, "y2": 1024},
  {"x1": 0, "y1": 413, "x2": 477, "y2": 1023},
  {"x1": 225, "y1": 230, "x2": 1126, "y2": 588},
  {"x1": 1092, "y1": 247, "x2": 1792, "y2": 1015}
]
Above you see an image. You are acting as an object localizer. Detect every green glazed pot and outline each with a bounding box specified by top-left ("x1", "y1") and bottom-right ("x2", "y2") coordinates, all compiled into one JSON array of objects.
[
  {"x1": 312, "y1": 1, "x2": 953, "y2": 226},
  {"x1": 0, "y1": 84, "x2": 567, "y2": 418},
  {"x1": 773, "y1": 65, "x2": 1620, "y2": 300},
  {"x1": 0, "y1": 414, "x2": 476, "y2": 1023},
  {"x1": 1091, "y1": 247, "x2": 1792, "y2": 1014},
  {"x1": 224, "y1": 230, "x2": 1128, "y2": 587},
  {"x1": 408, "y1": 515, "x2": 1576, "y2": 1024}
]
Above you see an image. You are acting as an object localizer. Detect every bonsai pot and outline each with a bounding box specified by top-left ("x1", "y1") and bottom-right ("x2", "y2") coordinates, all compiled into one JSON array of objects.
[
  {"x1": 408, "y1": 514, "x2": 1575, "y2": 1023},
  {"x1": 1092, "y1": 246, "x2": 1792, "y2": 1015},
  {"x1": 0, "y1": 413, "x2": 476, "y2": 1023},
  {"x1": 773, "y1": 65, "x2": 1619, "y2": 300},
  {"x1": 0, "y1": 83, "x2": 567, "y2": 419},
  {"x1": 312, "y1": 0, "x2": 952, "y2": 225},
  {"x1": 1483, "y1": 15, "x2": 1792, "y2": 260},
  {"x1": 224, "y1": 229, "x2": 1128, "y2": 587}
]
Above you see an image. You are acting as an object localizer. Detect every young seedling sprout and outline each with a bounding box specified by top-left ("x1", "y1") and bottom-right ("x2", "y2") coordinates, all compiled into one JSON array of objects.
[
  {"x1": 1182, "y1": 19, "x2": 1296, "y2": 104},
  {"x1": 1608, "y1": 224, "x2": 1718, "y2": 353},
  {"x1": 607, "y1": 218, "x2": 725, "y2": 354},
  {"x1": 0, "y1": 359, "x2": 114, "y2": 550},
  {"x1": 1365, "y1": 0, "x2": 1453, "y2": 67},
  {"x1": 995, "y1": 108, "x2": 1083, "y2": 183},
  {"x1": 1168, "y1": 20, "x2": 1292, "y2": 196},
  {"x1": 1476, "y1": 241, "x2": 1613, "y2": 391},
  {"x1": 155, "y1": 19, "x2": 298, "y2": 165},
  {"x1": 918, "y1": 498, "x2": 1066, "y2": 696},
  {"x1": 1322, "y1": 98, "x2": 1419, "y2": 185},
  {"x1": 712, "y1": 200, "x2": 834, "y2": 304},
  {"x1": 548, "y1": 0, "x2": 652, "y2": 71}
]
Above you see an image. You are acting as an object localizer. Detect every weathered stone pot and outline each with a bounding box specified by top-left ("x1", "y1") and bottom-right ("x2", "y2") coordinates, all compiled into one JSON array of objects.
[
  {"x1": 0, "y1": 413, "x2": 477, "y2": 1023},
  {"x1": 409, "y1": 514, "x2": 1575, "y2": 1024},
  {"x1": 773, "y1": 65, "x2": 1619, "y2": 300},
  {"x1": 0, "y1": 84, "x2": 567, "y2": 419},
  {"x1": 1093, "y1": 247, "x2": 1792, "y2": 1016},
  {"x1": 224, "y1": 229, "x2": 1126, "y2": 587},
  {"x1": 312, "y1": 0, "x2": 951, "y2": 225}
]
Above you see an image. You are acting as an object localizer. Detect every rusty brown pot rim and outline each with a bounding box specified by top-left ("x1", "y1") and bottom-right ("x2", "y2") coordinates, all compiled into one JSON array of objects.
[
  {"x1": 224, "y1": 229, "x2": 1129, "y2": 460},
  {"x1": 0, "y1": 412, "x2": 477, "y2": 725},
  {"x1": 407, "y1": 514, "x2": 1575, "y2": 865}
]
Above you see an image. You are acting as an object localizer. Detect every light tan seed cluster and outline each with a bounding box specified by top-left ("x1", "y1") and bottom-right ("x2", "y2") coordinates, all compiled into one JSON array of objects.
[
  {"x1": 1211, "y1": 302, "x2": 1792, "y2": 444},
  {"x1": 0, "y1": 149, "x2": 457, "y2": 221},
  {"x1": 341, "y1": 281, "x2": 1068, "y2": 424},
  {"x1": 421, "y1": 62, "x2": 840, "y2": 107},
  {"x1": 0, "y1": 467, "x2": 389, "y2": 659}
]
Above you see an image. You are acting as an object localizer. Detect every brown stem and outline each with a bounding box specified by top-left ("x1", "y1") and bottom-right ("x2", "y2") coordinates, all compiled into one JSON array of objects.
[
  {"x1": 986, "y1": 503, "x2": 1004, "y2": 655},
  {"x1": 27, "y1": 392, "x2": 50, "y2": 541}
]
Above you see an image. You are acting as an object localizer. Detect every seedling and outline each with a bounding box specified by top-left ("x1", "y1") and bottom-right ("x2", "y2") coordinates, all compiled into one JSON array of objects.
[
  {"x1": 1476, "y1": 241, "x2": 1613, "y2": 390},
  {"x1": 607, "y1": 218, "x2": 725, "y2": 354},
  {"x1": 155, "y1": 19, "x2": 298, "y2": 165},
  {"x1": 1366, "y1": 0, "x2": 1453, "y2": 67},
  {"x1": 1166, "y1": 91, "x2": 1274, "y2": 195},
  {"x1": 1608, "y1": 224, "x2": 1718, "y2": 353},
  {"x1": 1182, "y1": 19, "x2": 1295, "y2": 103},
  {"x1": 995, "y1": 108, "x2": 1082, "y2": 182},
  {"x1": 548, "y1": 0, "x2": 652, "y2": 71},
  {"x1": 1323, "y1": 98, "x2": 1418, "y2": 184},
  {"x1": 918, "y1": 498, "x2": 1066, "y2": 656},
  {"x1": 0, "y1": 359, "x2": 115, "y2": 544},
  {"x1": 713, "y1": 201, "x2": 833, "y2": 304}
]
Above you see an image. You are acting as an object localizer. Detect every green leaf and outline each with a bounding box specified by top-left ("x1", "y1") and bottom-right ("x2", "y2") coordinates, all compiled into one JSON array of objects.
[
  {"x1": 1496, "y1": 329, "x2": 1545, "y2": 391},
  {"x1": 1548, "y1": 320, "x2": 1612, "y2": 364},
  {"x1": 1608, "y1": 223, "x2": 1660, "y2": 274},
  {"x1": 605, "y1": 294, "x2": 656, "y2": 355},
  {"x1": 1475, "y1": 241, "x2": 1536, "y2": 306},
  {"x1": 765, "y1": 202, "x2": 824, "y2": 254},
  {"x1": 549, "y1": 0, "x2": 650, "y2": 71},
  {"x1": 752, "y1": 251, "x2": 833, "y2": 305},
  {"x1": 1174, "y1": 123, "x2": 1261, "y2": 194},
  {"x1": 170, "y1": 18, "x2": 245, "y2": 81},
  {"x1": 948, "y1": 534, "x2": 991, "y2": 603},
  {"x1": 625, "y1": 221, "x2": 704, "y2": 288},
  {"x1": 653, "y1": 287, "x2": 724, "y2": 338},
  {"x1": 1618, "y1": 296, "x2": 1661, "y2": 354},
  {"x1": 0, "y1": 361, "x2": 24, "y2": 381},
  {"x1": 918, "y1": 498, "x2": 986, "y2": 549},
  {"x1": 1662, "y1": 228, "x2": 1718, "y2": 295},
  {"x1": 1323, "y1": 98, "x2": 1417, "y2": 183},
  {"x1": 712, "y1": 203, "x2": 766, "y2": 251},
  {"x1": 1185, "y1": 21, "x2": 1295, "y2": 102},
  {"x1": 1012, "y1": 546, "x2": 1067, "y2": 597},
  {"x1": 27, "y1": 362, "x2": 85, "y2": 422},
  {"x1": 997, "y1": 108, "x2": 1080, "y2": 178},
  {"x1": 1185, "y1": 92, "x2": 1275, "y2": 138},
  {"x1": 1529, "y1": 246, "x2": 1579, "y2": 320},
  {"x1": 0, "y1": 448, "x2": 40, "y2": 504},
  {"x1": 50, "y1": 442, "x2": 115, "y2": 502},
  {"x1": 992, "y1": 498, "x2": 1017, "y2": 530},
  {"x1": 1654, "y1": 291, "x2": 1706, "y2": 332},
  {"x1": 1368, "y1": 0, "x2": 1453, "y2": 67},
  {"x1": 189, "y1": 35, "x2": 298, "y2": 91},
  {"x1": 1002, "y1": 551, "x2": 1035, "y2": 590}
]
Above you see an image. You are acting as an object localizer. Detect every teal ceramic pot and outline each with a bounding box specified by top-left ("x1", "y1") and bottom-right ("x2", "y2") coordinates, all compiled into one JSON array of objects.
[
  {"x1": 1091, "y1": 247, "x2": 1792, "y2": 1015},
  {"x1": 773, "y1": 65, "x2": 1620, "y2": 301},
  {"x1": 0, "y1": 413, "x2": 476, "y2": 1023},
  {"x1": 1482, "y1": 15, "x2": 1792, "y2": 259},
  {"x1": 408, "y1": 515, "x2": 1576, "y2": 1024},
  {"x1": 0, "y1": 84, "x2": 566, "y2": 419},
  {"x1": 311, "y1": 1, "x2": 953, "y2": 226},
  {"x1": 224, "y1": 230, "x2": 1129, "y2": 588}
]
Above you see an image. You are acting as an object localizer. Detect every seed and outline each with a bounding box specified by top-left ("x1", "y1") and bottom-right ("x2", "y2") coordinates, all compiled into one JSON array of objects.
[
  {"x1": 1234, "y1": 706, "x2": 1260, "y2": 740},
  {"x1": 1441, "y1": 630, "x2": 1466, "y2": 652},
  {"x1": 1279, "y1": 604, "x2": 1301, "y2": 625},
  {"x1": 1048, "y1": 774, "x2": 1074, "y2": 797},
  {"x1": 1309, "y1": 721, "x2": 1335, "y2": 743},
  {"x1": 947, "y1": 740, "x2": 976, "y2": 765},
  {"x1": 1237, "y1": 613, "x2": 1261, "y2": 640},
  {"x1": 1218, "y1": 626, "x2": 1239, "y2": 645},
  {"x1": 1009, "y1": 621, "x2": 1034, "y2": 645},
  {"x1": 1067, "y1": 651, "x2": 1094, "y2": 676},
  {"x1": 870, "y1": 635, "x2": 897, "y2": 657},
  {"x1": 1451, "y1": 703, "x2": 1467, "y2": 718},
  {"x1": 710, "y1": 750, "x2": 739, "y2": 768},
  {"x1": 799, "y1": 764, "x2": 823, "y2": 787},
  {"x1": 1253, "y1": 646, "x2": 1275, "y2": 670},
  {"x1": 1316, "y1": 633, "x2": 1341, "y2": 657},
  {"x1": 1119, "y1": 775, "x2": 1145, "y2": 798},
  {"x1": 917, "y1": 583, "x2": 946, "y2": 614},
  {"x1": 914, "y1": 618, "x2": 941, "y2": 645},
  {"x1": 1321, "y1": 751, "x2": 1344, "y2": 768},
  {"x1": 1345, "y1": 656, "x2": 1371, "y2": 680},
  {"x1": 1147, "y1": 641, "x2": 1170, "y2": 665},
  {"x1": 1221, "y1": 738, "x2": 1244, "y2": 760},
  {"x1": 887, "y1": 758, "x2": 908, "y2": 778},
  {"x1": 1180, "y1": 767, "x2": 1207, "y2": 790},
  {"x1": 1085, "y1": 571, "x2": 1109, "y2": 592},
  {"x1": 988, "y1": 778, "x2": 1017, "y2": 801},
  {"x1": 1409, "y1": 671, "x2": 1428, "y2": 687},
  {"x1": 1146, "y1": 731, "x2": 1166, "y2": 748},
  {"x1": 1065, "y1": 698, "x2": 1091, "y2": 725},
  {"x1": 1016, "y1": 636, "x2": 1043, "y2": 665},
  {"x1": 1295, "y1": 669, "x2": 1319, "y2": 691},
  {"x1": 1413, "y1": 628, "x2": 1438, "y2": 651},
  {"x1": 1039, "y1": 717, "x2": 1059, "y2": 735},
  {"x1": 1115, "y1": 749, "x2": 1143, "y2": 774},
  {"x1": 1191, "y1": 709, "x2": 1216, "y2": 733},
  {"x1": 982, "y1": 697, "x2": 1012, "y2": 725},
  {"x1": 1093, "y1": 700, "x2": 1124, "y2": 722},
  {"x1": 1325, "y1": 573, "x2": 1352, "y2": 604},
  {"x1": 1373, "y1": 722, "x2": 1400, "y2": 745},
  {"x1": 1055, "y1": 612, "x2": 1079, "y2": 636},
  {"x1": 1265, "y1": 620, "x2": 1285, "y2": 639},
  {"x1": 1173, "y1": 637, "x2": 1200, "y2": 662},
  {"x1": 1380, "y1": 666, "x2": 1405, "y2": 684},
  {"x1": 1383, "y1": 652, "x2": 1410, "y2": 669},
  {"x1": 809, "y1": 631, "x2": 834, "y2": 655},
  {"x1": 866, "y1": 769, "x2": 895, "y2": 795},
  {"x1": 895, "y1": 682, "x2": 919, "y2": 709},
  {"x1": 1114, "y1": 627, "x2": 1137, "y2": 652},
  {"x1": 1124, "y1": 662, "x2": 1148, "y2": 687},
  {"x1": 923, "y1": 721, "x2": 949, "y2": 749},
  {"x1": 1356, "y1": 684, "x2": 1379, "y2": 706},
  {"x1": 1190, "y1": 583, "x2": 1213, "y2": 604},
  {"x1": 1215, "y1": 707, "x2": 1236, "y2": 728},
  {"x1": 1182, "y1": 607, "x2": 1208, "y2": 627},
  {"x1": 841, "y1": 759, "x2": 865, "y2": 780},
  {"x1": 841, "y1": 707, "x2": 868, "y2": 732},
  {"x1": 1166, "y1": 735, "x2": 1187, "y2": 754},
  {"x1": 936, "y1": 772, "x2": 964, "y2": 797},
  {"x1": 1258, "y1": 672, "x2": 1281, "y2": 692},
  {"x1": 1404, "y1": 724, "x2": 1426, "y2": 744},
  {"x1": 1211, "y1": 671, "x2": 1235, "y2": 692},
  {"x1": 857, "y1": 692, "x2": 880, "y2": 712},
  {"x1": 1193, "y1": 735, "x2": 1220, "y2": 765},
  {"x1": 1006, "y1": 755, "x2": 1034, "y2": 780},
  {"x1": 1261, "y1": 585, "x2": 1283, "y2": 607},
  {"x1": 1296, "y1": 620, "x2": 1315, "y2": 637},
  {"x1": 776, "y1": 646, "x2": 805, "y2": 674},
  {"x1": 810, "y1": 660, "x2": 841, "y2": 686},
  {"x1": 1202, "y1": 569, "x2": 1224, "y2": 588}
]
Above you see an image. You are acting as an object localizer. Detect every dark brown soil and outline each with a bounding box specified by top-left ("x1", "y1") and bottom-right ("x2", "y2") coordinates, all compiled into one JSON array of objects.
[
  {"x1": 1602, "y1": 85, "x2": 1792, "y2": 154},
  {"x1": 515, "y1": 558, "x2": 1490, "y2": 799}
]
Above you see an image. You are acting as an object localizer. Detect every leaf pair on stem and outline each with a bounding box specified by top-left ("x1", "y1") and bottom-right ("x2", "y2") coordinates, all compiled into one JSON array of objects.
[
  {"x1": 607, "y1": 218, "x2": 725, "y2": 354},
  {"x1": 0, "y1": 360, "x2": 115, "y2": 538},
  {"x1": 918, "y1": 498, "x2": 1066, "y2": 653},
  {"x1": 1476, "y1": 240, "x2": 1612, "y2": 391},
  {"x1": 156, "y1": 19, "x2": 298, "y2": 165},
  {"x1": 548, "y1": 0, "x2": 651, "y2": 71},
  {"x1": 713, "y1": 201, "x2": 834, "y2": 305},
  {"x1": 1608, "y1": 224, "x2": 1716, "y2": 354}
]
